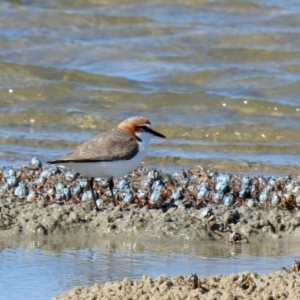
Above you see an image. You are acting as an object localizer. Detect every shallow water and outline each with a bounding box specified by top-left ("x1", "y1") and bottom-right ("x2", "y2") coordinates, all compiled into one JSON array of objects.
[
  {"x1": 0, "y1": 233, "x2": 299, "y2": 300},
  {"x1": 1, "y1": 0, "x2": 300, "y2": 174}
]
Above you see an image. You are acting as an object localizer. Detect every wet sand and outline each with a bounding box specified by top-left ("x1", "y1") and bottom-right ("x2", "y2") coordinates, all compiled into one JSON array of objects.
[
  {"x1": 1, "y1": 196, "x2": 300, "y2": 240},
  {"x1": 52, "y1": 270, "x2": 300, "y2": 300},
  {"x1": 1, "y1": 197, "x2": 300, "y2": 299},
  {"x1": 1, "y1": 165, "x2": 300, "y2": 299}
]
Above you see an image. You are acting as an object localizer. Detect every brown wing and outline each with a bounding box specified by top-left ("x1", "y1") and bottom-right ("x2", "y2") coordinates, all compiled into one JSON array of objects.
[{"x1": 48, "y1": 127, "x2": 139, "y2": 163}]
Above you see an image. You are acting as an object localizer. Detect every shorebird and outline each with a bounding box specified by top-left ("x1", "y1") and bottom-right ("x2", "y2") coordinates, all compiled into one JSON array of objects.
[{"x1": 48, "y1": 116, "x2": 166, "y2": 211}]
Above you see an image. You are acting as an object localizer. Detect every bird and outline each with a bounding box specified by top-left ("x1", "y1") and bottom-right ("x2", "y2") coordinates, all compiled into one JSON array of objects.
[{"x1": 47, "y1": 116, "x2": 166, "y2": 211}]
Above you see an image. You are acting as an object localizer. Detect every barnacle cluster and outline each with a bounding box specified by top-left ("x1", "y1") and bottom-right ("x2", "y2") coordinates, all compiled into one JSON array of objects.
[{"x1": 1, "y1": 156, "x2": 300, "y2": 211}]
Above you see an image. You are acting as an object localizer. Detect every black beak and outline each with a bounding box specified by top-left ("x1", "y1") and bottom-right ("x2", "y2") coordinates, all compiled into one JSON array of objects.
[{"x1": 146, "y1": 127, "x2": 166, "y2": 138}]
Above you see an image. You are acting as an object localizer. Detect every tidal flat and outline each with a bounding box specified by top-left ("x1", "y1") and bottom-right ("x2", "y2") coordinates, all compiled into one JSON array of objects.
[{"x1": 1, "y1": 165, "x2": 300, "y2": 299}]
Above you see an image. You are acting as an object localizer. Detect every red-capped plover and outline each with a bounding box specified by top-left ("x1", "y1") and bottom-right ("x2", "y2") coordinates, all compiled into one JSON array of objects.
[{"x1": 48, "y1": 116, "x2": 166, "y2": 211}]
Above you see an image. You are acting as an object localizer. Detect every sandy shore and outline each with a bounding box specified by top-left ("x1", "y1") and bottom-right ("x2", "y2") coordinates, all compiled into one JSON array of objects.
[
  {"x1": 1, "y1": 197, "x2": 300, "y2": 240},
  {"x1": 1, "y1": 199, "x2": 300, "y2": 299},
  {"x1": 1, "y1": 166, "x2": 300, "y2": 299},
  {"x1": 52, "y1": 270, "x2": 300, "y2": 300}
]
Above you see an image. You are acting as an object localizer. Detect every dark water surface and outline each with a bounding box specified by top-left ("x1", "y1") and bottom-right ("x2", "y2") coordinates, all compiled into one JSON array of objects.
[{"x1": 1, "y1": 1, "x2": 300, "y2": 299}]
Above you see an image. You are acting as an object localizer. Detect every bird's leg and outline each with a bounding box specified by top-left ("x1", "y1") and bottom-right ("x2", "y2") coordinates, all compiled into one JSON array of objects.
[
  {"x1": 89, "y1": 177, "x2": 99, "y2": 212},
  {"x1": 109, "y1": 177, "x2": 116, "y2": 206}
]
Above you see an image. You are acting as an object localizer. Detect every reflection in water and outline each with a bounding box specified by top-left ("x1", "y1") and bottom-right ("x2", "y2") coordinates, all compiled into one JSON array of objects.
[
  {"x1": 0, "y1": 232, "x2": 299, "y2": 300},
  {"x1": 0, "y1": 232, "x2": 296, "y2": 259}
]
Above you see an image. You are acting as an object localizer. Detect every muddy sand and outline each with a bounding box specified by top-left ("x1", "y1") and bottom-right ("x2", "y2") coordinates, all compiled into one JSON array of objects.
[
  {"x1": 1, "y1": 165, "x2": 300, "y2": 299},
  {"x1": 52, "y1": 270, "x2": 300, "y2": 300},
  {"x1": 1, "y1": 197, "x2": 300, "y2": 299}
]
